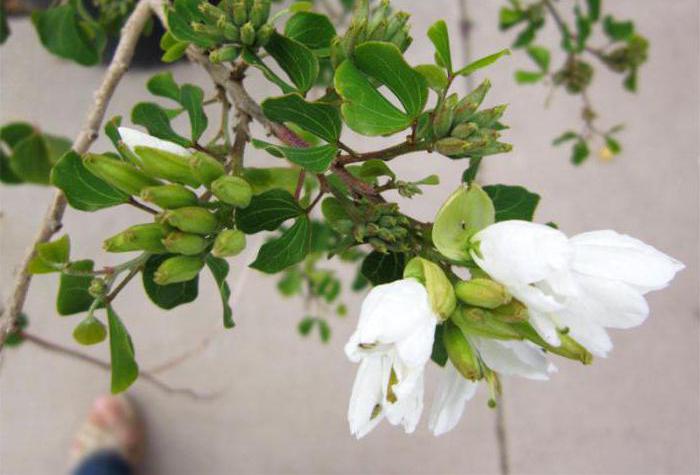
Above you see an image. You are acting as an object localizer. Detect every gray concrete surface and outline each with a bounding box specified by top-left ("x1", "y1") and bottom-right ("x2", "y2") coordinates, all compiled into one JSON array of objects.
[{"x1": 1, "y1": 1, "x2": 698, "y2": 474}]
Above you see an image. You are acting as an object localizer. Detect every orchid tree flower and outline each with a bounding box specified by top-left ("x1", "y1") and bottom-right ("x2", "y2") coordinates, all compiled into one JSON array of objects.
[
  {"x1": 470, "y1": 220, "x2": 684, "y2": 357},
  {"x1": 345, "y1": 258, "x2": 455, "y2": 438}
]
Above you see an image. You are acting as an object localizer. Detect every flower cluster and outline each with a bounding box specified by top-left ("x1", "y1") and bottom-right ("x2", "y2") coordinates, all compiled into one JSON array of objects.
[{"x1": 344, "y1": 185, "x2": 683, "y2": 437}]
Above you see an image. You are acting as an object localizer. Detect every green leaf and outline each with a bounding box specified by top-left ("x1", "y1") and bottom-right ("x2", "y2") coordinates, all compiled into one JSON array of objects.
[
  {"x1": 31, "y1": 0, "x2": 106, "y2": 66},
  {"x1": 354, "y1": 42, "x2": 428, "y2": 118},
  {"x1": 28, "y1": 235, "x2": 70, "y2": 274},
  {"x1": 552, "y1": 131, "x2": 579, "y2": 146},
  {"x1": 206, "y1": 255, "x2": 234, "y2": 329},
  {"x1": 166, "y1": 0, "x2": 216, "y2": 48},
  {"x1": 7, "y1": 133, "x2": 53, "y2": 184},
  {"x1": 298, "y1": 316, "x2": 314, "y2": 335},
  {"x1": 236, "y1": 189, "x2": 303, "y2": 233},
  {"x1": 433, "y1": 184, "x2": 494, "y2": 262},
  {"x1": 605, "y1": 136, "x2": 622, "y2": 155},
  {"x1": 252, "y1": 140, "x2": 337, "y2": 173},
  {"x1": 147, "y1": 72, "x2": 181, "y2": 102},
  {"x1": 575, "y1": 7, "x2": 592, "y2": 51},
  {"x1": 499, "y1": 7, "x2": 525, "y2": 29},
  {"x1": 243, "y1": 167, "x2": 301, "y2": 196},
  {"x1": 179, "y1": 84, "x2": 208, "y2": 141},
  {"x1": 264, "y1": 32, "x2": 319, "y2": 94},
  {"x1": 483, "y1": 184, "x2": 540, "y2": 222},
  {"x1": 0, "y1": 2, "x2": 9, "y2": 44},
  {"x1": 572, "y1": 139, "x2": 590, "y2": 165},
  {"x1": 361, "y1": 251, "x2": 406, "y2": 286},
  {"x1": 427, "y1": 20, "x2": 452, "y2": 73},
  {"x1": 334, "y1": 60, "x2": 411, "y2": 136},
  {"x1": 72, "y1": 316, "x2": 106, "y2": 345},
  {"x1": 457, "y1": 49, "x2": 511, "y2": 77},
  {"x1": 0, "y1": 122, "x2": 34, "y2": 148},
  {"x1": 106, "y1": 305, "x2": 139, "y2": 393},
  {"x1": 5, "y1": 314, "x2": 28, "y2": 347},
  {"x1": 355, "y1": 159, "x2": 396, "y2": 181},
  {"x1": 142, "y1": 254, "x2": 199, "y2": 309},
  {"x1": 57, "y1": 260, "x2": 99, "y2": 315},
  {"x1": 242, "y1": 49, "x2": 296, "y2": 95},
  {"x1": 603, "y1": 16, "x2": 634, "y2": 41},
  {"x1": 526, "y1": 45, "x2": 550, "y2": 71},
  {"x1": 318, "y1": 319, "x2": 331, "y2": 342},
  {"x1": 514, "y1": 70, "x2": 544, "y2": 84},
  {"x1": 415, "y1": 64, "x2": 448, "y2": 92},
  {"x1": 131, "y1": 102, "x2": 190, "y2": 147},
  {"x1": 51, "y1": 151, "x2": 129, "y2": 211},
  {"x1": 261, "y1": 93, "x2": 342, "y2": 143},
  {"x1": 284, "y1": 12, "x2": 336, "y2": 50},
  {"x1": 431, "y1": 324, "x2": 448, "y2": 366},
  {"x1": 0, "y1": 149, "x2": 22, "y2": 184},
  {"x1": 586, "y1": 0, "x2": 601, "y2": 21},
  {"x1": 250, "y1": 216, "x2": 312, "y2": 274}
]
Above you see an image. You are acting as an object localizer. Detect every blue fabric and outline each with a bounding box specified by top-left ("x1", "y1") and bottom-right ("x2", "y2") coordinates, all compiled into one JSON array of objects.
[{"x1": 73, "y1": 450, "x2": 133, "y2": 475}]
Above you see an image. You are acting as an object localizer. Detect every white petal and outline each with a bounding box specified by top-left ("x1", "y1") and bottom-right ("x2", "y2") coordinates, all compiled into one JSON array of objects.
[
  {"x1": 570, "y1": 230, "x2": 684, "y2": 293},
  {"x1": 509, "y1": 283, "x2": 564, "y2": 313},
  {"x1": 385, "y1": 367, "x2": 425, "y2": 434},
  {"x1": 574, "y1": 273, "x2": 649, "y2": 329},
  {"x1": 528, "y1": 309, "x2": 561, "y2": 346},
  {"x1": 429, "y1": 362, "x2": 478, "y2": 436},
  {"x1": 118, "y1": 127, "x2": 190, "y2": 157},
  {"x1": 471, "y1": 220, "x2": 571, "y2": 286},
  {"x1": 394, "y1": 316, "x2": 437, "y2": 368},
  {"x1": 472, "y1": 338, "x2": 555, "y2": 381},
  {"x1": 347, "y1": 355, "x2": 388, "y2": 439},
  {"x1": 355, "y1": 279, "x2": 436, "y2": 346}
]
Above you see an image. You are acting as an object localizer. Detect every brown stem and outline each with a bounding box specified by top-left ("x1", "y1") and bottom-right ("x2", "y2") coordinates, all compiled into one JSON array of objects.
[
  {"x1": 337, "y1": 141, "x2": 427, "y2": 165},
  {"x1": 127, "y1": 197, "x2": 158, "y2": 215},
  {"x1": 0, "y1": 0, "x2": 155, "y2": 350}
]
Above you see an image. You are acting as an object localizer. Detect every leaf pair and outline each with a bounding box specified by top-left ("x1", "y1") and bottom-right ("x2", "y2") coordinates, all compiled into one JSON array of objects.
[{"x1": 1, "y1": 122, "x2": 71, "y2": 185}]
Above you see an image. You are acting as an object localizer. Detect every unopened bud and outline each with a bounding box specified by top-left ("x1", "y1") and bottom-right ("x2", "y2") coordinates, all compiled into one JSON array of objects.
[
  {"x1": 232, "y1": 0, "x2": 248, "y2": 25},
  {"x1": 134, "y1": 146, "x2": 200, "y2": 188},
  {"x1": 163, "y1": 207, "x2": 219, "y2": 235},
  {"x1": 88, "y1": 278, "x2": 107, "y2": 298},
  {"x1": 254, "y1": 24, "x2": 274, "y2": 47},
  {"x1": 432, "y1": 101, "x2": 455, "y2": 138},
  {"x1": 451, "y1": 122, "x2": 478, "y2": 140},
  {"x1": 240, "y1": 22, "x2": 256, "y2": 45},
  {"x1": 469, "y1": 105, "x2": 507, "y2": 129},
  {"x1": 222, "y1": 24, "x2": 240, "y2": 42},
  {"x1": 189, "y1": 152, "x2": 225, "y2": 187},
  {"x1": 211, "y1": 176, "x2": 252, "y2": 208},
  {"x1": 83, "y1": 154, "x2": 160, "y2": 196},
  {"x1": 250, "y1": 0, "x2": 270, "y2": 27},
  {"x1": 453, "y1": 307, "x2": 522, "y2": 340},
  {"x1": 455, "y1": 278, "x2": 511, "y2": 309},
  {"x1": 73, "y1": 316, "x2": 107, "y2": 346},
  {"x1": 154, "y1": 255, "x2": 204, "y2": 285},
  {"x1": 198, "y1": 2, "x2": 226, "y2": 23},
  {"x1": 212, "y1": 229, "x2": 246, "y2": 257},
  {"x1": 443, "y1": 321, "x2": 482, "y2": 380},
  {"x1": 453, "y1": 79, "x2": 491, "y2": 123},
  {"x1": 140, "y1": 184, "x2": 198, "y2": 209},
  {"x1": 210, "y1": 45, "x2": 241, "y2": 63},
  {"x1": 471, "y1": 141, "x2": 513, "y2": 157},
  {"x1": 163, "y1": 231, "x2": 208, "y2": 255},
  {"x1": 491, "y1": 300, "x2": 528, "y2": 322},
  {"x1": 368, "y1": 238, "x2": 388, "y2": 253},
  {"x1": 103, "y1": 223, "x2": 168, "y2": 253},
  {"x1": 386, "y1": 11, "x2": 410, "y2": 39}
]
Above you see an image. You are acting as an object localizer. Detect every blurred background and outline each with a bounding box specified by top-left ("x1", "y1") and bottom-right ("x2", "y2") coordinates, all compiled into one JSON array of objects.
[{"x1": 1, "y1": 1, "x2": 698, "y2": 474}]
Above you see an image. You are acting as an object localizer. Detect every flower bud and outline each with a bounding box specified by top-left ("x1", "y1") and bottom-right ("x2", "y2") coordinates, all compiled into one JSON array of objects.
[
  {"x1": 209, "y1": 45, "x2": 241, "y2": 63},
  {"x1": 222, "y1": 24, "x2": 240, "y2": 42},
  {"x1": 512, "y1": 322, "x2": 592, "y2": 364},
  {"x1": 73, "y1": 316, "x2": 107, "y2": 346},
  {"x1": 254, "y1": 24, "x2": 274, "y2": 48},
  {"x1": 451, "y1": 122, "x2": 478, "y2": 140},
  {"x1": 404, "y1": 257, "x2": 456, "y2": 320},
  {"x1": 240, "y1": 22, "x2": 256, "y2": 46},
  {"x1": 163, "y1": 207, "x2": 219, "y2": 235},
  {"x1": 212, "y1": 229, "x2": 246, "y2": 257},
  {"x1": 443, "y1": 321, "x2": 483, "y2": 380},
  {"x1": 469, "y1": 105, "x2": 507, "y2": 129},
  {"x1": 198, "y1": 2, "x2": 226, "y2": 23},
  {"x1": 88, "y1": 278, "x2": 107, "y2": 298},
  {"x1": 455, "y1": 278, "x2": 511, "y2": 309},
  {"x1": 191, "y1": 22, "x2": 225, "y2": 42},
  {"x1": 453, "y1": 307, "x2": 522, "y2": 340},
  {"x1": 154, "y1": 255, "x2": 205, "y2": 285},
  {"x1": 368, "y1": 238, "x2": 388, "y2": 254},
  {"x1": 189, "y1": 152, "x2": 225, "y2": 187},
  {"x1": 471, "y1": 141, "x2": 513, "y2": 157},
  {"x1": 453, "y1": 79, "x2": 491, "y2": 123},
  {"x1": 432, "y1": 101, "x2": 455, "y2": 138},
  {"x1": 103, "y1": 223, "x2": 168, "y2": 253},
  {"x1": 140, "y1": 184, "x2": 198, "y2": 209},
  {"x1": 491, "y1": 300, "x2": 528, "y2": 322},
  {"x1": 250, "y1": 0, "x2": 270, "y2": 28},
  {"x1": 83, "y1": 154, "x2": 160, "y2": 195},
  {"x1": 162, "y1": 231, "x2": 208, "y2": 255},
  {"x1": 385, "y1": 11, "x2": 410, "y2": 39},
  {"x1": 232, "y1": 0, "x2": 248, "y2": 25},
  {"x1": 133, "y1": 146, "x2": 200, "y2": 188},
  {"x1": 211, "y1": 176, "x2": 252, "y2": 208}
]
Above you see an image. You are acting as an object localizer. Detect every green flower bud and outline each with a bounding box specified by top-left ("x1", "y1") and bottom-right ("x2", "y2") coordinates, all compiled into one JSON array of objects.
[
  {"x1": 432, "y1": 101, "x2": 455, "y2": 138},
  {"x1": 453, "y1": 307, "x2": 522, "y2": 340},
  {"x1": 368, "y1": 20, "x2": 388, "y2": 41},
  {"x1": 88, "y1": 278, "x2": 107, "y2": 299},
  {"x1": 133, "y1": 146, "x2": 200, "y2": 188},
  {"x1": 191, "y1": 22, "x2": 225, "y2": 42},
  {"x1": 404, "y1": 257, "x2": 456, "y2": 320},
  {"x1": 512, "y1": 322, "x2": 592, "y2": 364},
  {"x1": 491, "y1": 300, "x2": 528, "y2": 323},
  {"x1": 83, "y1": 154, "x2": 160, "y2": 195},
  {"x1": 471, "y1": 141, "x2": 513, "y2": 157},
  {"x1": 385, "y1": 11, "x2": 410, "y2": 39},
  {"x1": 232, "y1": 0, "x2": 248, "y2": 25},
  {"x1": 140, "y1": 184, "x2": 198, "y2": 209},
  {"x1": 73, "y1": 316, "x2": 107, "y2": 346},
  {"x1": 453, "y1": 79, "x2": 491, "y2": 123},
  {"x1": 455, "y1": 278, "x2": 511, "y2": 309},
  {"x1": 154, "y1": 255, "x2": 204, "y2": 285},
  {"x1": 103, "y1": 223, "x2": 168, "y2": 253},
  {"x1": 469, "y1": 105, "x2": 507, "y2": 129},
  {"x1": 435, "y1": 137, "x2": 473, "y2": 157},
  {"x1": 254, "y1": 24, "x2": 274, "y2": 48},
  {"x1": 163, "y1": 207, "x2": 219, "y2": 235},
  {"x1": 212, "y1": 229, "x2": 246, "y2": 257},
  {"x1": 162, "y1": 231, "x2": 208, "y2": 255},
  {"x1": 443, "y1": 321, "x2": 482, "y2": 380},
  {"x1": 198, "y1": 2, "x2": 226, "y2": 23},
  {"x1": 368, "y1": 237, "x2": 388, "y2": 253},
  {"x1": 209, "y1": 45, "x2": 241, "y2": 63},
  {"x1": 250, "y1": 0, "x2": 270, "y2": 28},
  {"x1": 451, "y1": 122, "x2": 478, "y2": 140},
  {"x1": 189, "y1": 152, "x2": 225, "y2": 187},
  {"x1": 240, "y1": 22, "x2": 256, "y2": 46},
  {"x1": 222, "y1": 24, "x2": 240, "y2": 42},
  {"x1": 211, "y1": 176, "x2": 252, "y2": 208}
]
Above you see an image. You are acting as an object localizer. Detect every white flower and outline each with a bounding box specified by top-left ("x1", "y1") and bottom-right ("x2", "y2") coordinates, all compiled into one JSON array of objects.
[
  {"x1": 345, "y1": 278, "x2": 438, "y2": 438},
  {"x1": 471, "y1": 221, "x2": 684, "y2": 357},
  {"x1": 118, "y1": 127, "x2": 190, "y2": 157},
  {"x1": 429, "y1": 338, "x2": 555, "y2": 436}
]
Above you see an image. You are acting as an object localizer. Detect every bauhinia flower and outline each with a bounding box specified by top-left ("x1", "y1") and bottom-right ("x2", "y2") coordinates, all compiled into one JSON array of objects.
[{"x1": 470, "y1": 220, "x2": 684, "y2": 357}]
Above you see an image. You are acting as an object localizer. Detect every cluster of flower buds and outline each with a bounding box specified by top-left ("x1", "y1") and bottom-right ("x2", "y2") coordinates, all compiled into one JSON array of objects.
[
  {"x1": 84, "y1": 128, "x2": 250, "y2": 285},
  {"x1": 601, "y1": 35, "x2": 649, "y2": 75},
  {"x1": 331, "y1": 0, "x2": 412, "y2": 68},
  {"x1": 553, "y1": 58, "x2": 594, "y2": 94},
  {"x1": 427, "y1": 80, "x2": 513, "y2": 159},
  {"x1": 189, "y1": 0, "x2": 274, "y2": 63},
  {"x1": 333, "y1": 201, "x2": 413, "y2": 254}
]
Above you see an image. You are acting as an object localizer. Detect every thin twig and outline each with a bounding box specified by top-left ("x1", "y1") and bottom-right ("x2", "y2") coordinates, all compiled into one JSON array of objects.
[
  {"x1": 127, "y1": 197, "x2": 158, "y2": 215},
  {"x1": 495, "y1": 393, "x2": 511, "y2": 475},
  {"x1": 20, "y1": 331, "x2": 221, "y2": 401},
  {"x1": 0, "y1": 0, "x2": 154, "y2": 350}
]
